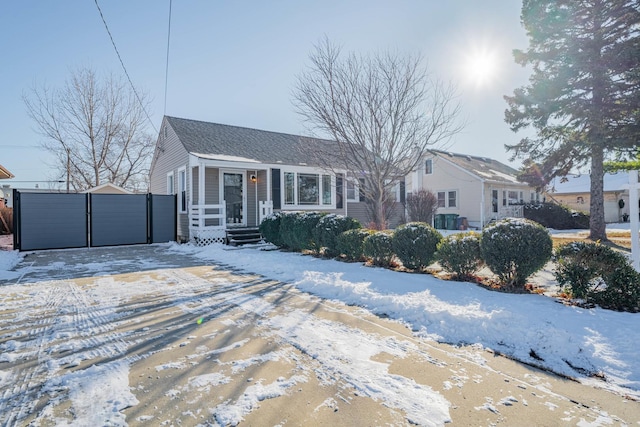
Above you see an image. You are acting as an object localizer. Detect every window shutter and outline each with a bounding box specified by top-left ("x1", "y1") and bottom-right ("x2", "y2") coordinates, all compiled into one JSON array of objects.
[
  {"x1": 271, "y1": 169, "x2": 281, "y2": 209},
  {"x1": 399, "y1": 181, "x2": 405, "y2": 203},
  {"x1": 336, "y1": 175, "x2": 343, "y2": 209},
  {"x1": 358, "y1": 178, "x2": 365, "y2": 202}
]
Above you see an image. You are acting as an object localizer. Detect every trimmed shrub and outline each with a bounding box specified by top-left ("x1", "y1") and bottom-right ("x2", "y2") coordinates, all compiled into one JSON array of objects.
[
  {"x1": 292, "y1": 211, "x2": 326, "y2": 252},
  {"x1": 524, "y1": 203, "x2": 589, "y2": 229},
  {"x1": 363, "y1": 231, "x2": 394, "y2": 267},
  {"x1": 313, "y1": 214, "x2": 362, "y2": 257},
  {"x1": 554, "y1": 242, "x2": 640, "y2": 311},
  {"x1": 278, "y1": 211, "x2": 301, "y2": 250},
  {"x1": 391, "y1": 222, "x2": 442, "y2": 270},
  {"x1": 259, "y1": 212, "x2": 284, "y2": 247},
  {"x1": 480, "y1": 218, "x2": 552, "y2": 288},
  {"x1": 336, "y1": 229, "x2": 373, "y2": 261},
  {"x1": 436, "y1": 232, "x2": 483, "y2": 279},
  {"x1": 279, "y1": 211, "x2": 326, "y2": 252}
]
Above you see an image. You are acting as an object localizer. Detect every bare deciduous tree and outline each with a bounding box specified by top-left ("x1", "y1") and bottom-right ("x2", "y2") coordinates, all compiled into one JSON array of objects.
[
  {"x1": 24, "y1": 67, "x2": 154, "y2": 192},
  {"x1": 406, "y1": 189, "x2": 439, "y2": 224},
  {"x1": 294, "y1": 38, "x2": 463, "y2": 229}
]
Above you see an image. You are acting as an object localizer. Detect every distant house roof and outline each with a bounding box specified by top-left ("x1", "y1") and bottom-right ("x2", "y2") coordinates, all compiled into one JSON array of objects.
[
  {"x1": 82, "y1": 183, "x2": 132, "y2": 194},
  {"x1": 165, "y1": 116, "x2": 343, "y2": 168},
  {"x1": 548, "y1": 172, "x2": 629, "y2": 194},
  {"x1": 0, "y1": 164, "x2": 14, "y2": 179},
  {"x1": 430, "y1": 150, "x2": 522, "y2": 185}
]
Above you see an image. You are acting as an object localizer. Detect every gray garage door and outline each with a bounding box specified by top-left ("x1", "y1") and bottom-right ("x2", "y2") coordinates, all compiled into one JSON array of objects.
[
  {"x1": 13, "y1": 191, "x2": 176, "y2": 251},
  {"x1": 14, "y1": 192, "x2": 88, "y2": 251}
]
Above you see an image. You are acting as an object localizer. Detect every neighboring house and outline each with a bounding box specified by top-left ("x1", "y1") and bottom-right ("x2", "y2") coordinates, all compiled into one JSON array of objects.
[
  {"x1": 406, "y1": 150, "x2": 537, "y2": 229},
  {"x1": 0, "y1": 164, "x2": 14, "y2": 208},
  {"x1": 546, "y1": 172, "x2": 630, "y2": 223},
  {"x1": 82, "y1": 182, "x2": 133, "y2": 195},
  {"x1": 149, "y1": 116, "x2": 402, "y2": 244}
]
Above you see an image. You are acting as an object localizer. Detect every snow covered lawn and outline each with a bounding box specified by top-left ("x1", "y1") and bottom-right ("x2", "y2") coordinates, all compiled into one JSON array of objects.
[
  {"x1": 178, "y1": 243, "x2": 640, "y2": 395},
  {"x1": 0, "y1": 243, "x2": 638, "y2": 425}
]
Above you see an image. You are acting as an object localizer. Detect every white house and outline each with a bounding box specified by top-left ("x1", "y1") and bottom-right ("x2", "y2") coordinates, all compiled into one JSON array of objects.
[
  {"x1": 407, "y1": 150, "x2": 537, "y2": 229},
  {"x1": 547, "y1": 172, "x2": 630, "y2": 223}
]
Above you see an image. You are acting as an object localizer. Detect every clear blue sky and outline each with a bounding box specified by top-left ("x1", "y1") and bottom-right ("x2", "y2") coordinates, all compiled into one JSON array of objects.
[{"x1": 0, "y1": 1, "x2": 532, "y2": 188}]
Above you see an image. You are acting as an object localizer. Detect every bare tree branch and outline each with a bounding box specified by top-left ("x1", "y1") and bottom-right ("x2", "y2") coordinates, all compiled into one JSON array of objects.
[
  {"x1": 293, "y1": 37, "x2": 464, "y2": 228},
  {"x1": 23, "y1": 67, "x2": 154, "y2": 192}
]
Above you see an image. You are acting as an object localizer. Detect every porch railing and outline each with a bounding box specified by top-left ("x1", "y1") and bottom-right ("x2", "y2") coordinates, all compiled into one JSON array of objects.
[
  {"x1": 259, "y1": 200, "x2": 273, "y2": 223},
  {"x1": 499, "y1": 205, "x2": 524, "y2": 219},
  {"x1": 189, "y1": 204, "x2": 227, "y2": 245}
]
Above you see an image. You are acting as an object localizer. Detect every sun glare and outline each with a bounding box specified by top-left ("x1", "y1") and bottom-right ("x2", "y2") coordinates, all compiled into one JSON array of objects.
[{"x1": 461, "y1": 46, "x2": 500, "y2": 89}]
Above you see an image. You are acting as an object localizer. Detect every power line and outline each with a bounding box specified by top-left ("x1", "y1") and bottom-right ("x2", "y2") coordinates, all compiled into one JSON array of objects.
[
  {"x1": 93, "y1": 0, "x2": 159, "y2": 134},
  {"x1": 164, "y1": 0, "x2": 173, "y2": 115}
]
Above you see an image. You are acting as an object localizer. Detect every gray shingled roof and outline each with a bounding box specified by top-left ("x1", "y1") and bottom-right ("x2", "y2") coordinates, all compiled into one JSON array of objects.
[
  {"x1": 431, "y1": 150, "x2": 523, "y2": 185},
  {"x1": 166, "y1": 116, "x2": 341, "y2": 167}
]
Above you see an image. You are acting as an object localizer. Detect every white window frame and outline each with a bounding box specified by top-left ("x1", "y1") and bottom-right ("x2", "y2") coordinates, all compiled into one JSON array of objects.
[
  {"x1": 167, "y1": 171, "x2": 175, "y2": 195},
  {"x1": 281, "y1": 168, "x2": 336, "y2": 209},
  {"x1": 178, "y1": 167, "x2": 187, "y2": 213},
  {"x1": 346, "y1": 178, "x2": 359, "y2": 202},
  {"x1": 425, "y1": 159, "x2": 433, "y2": 175},
  {"x1": 437, "y1": 189, "x2": 458, "y2": 208}
]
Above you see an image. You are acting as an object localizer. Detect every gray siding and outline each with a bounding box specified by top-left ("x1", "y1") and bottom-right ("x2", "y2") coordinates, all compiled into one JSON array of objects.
[
  {"x1": 17, "y1": 193, "x2": 88, "y2": 251},
  {"x1": 90, "y1": 194, "x2": 148, "y2": 246},
  {"x1": 346, "y1": 201, "x2": 368, "y2": 227},
  {"x1": 149, "y1": 118, "x2": 190, "y2": 240}
]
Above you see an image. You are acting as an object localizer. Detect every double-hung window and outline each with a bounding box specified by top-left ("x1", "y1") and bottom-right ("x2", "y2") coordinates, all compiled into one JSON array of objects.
[
  {"x1": 425, "y1": 159, "x2": 433, "y2": 175},
  {"x1": 283, "y1": 170, "x2": 333, "y2": 208},
  {"x1": 437, "y1": 190, "x2": 458, "y2": 208},
  {"x1": 167, "y1": 171, "x2": 174, "y2": 195}
]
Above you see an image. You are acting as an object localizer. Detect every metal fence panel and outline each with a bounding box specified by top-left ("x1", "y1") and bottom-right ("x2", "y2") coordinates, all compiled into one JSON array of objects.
[
  {"x1": 90, "y1": 194, "x2": 148, "y2": 247},
  {"x1": 150, "y1": 194, "x2": 176, "y2": 243},
  {"x1": 16, "y1": 193, "x2": 88, "y2": 251}
]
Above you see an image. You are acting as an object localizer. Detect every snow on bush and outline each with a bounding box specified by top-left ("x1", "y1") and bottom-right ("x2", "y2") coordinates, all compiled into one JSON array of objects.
[
  {"x1": 391, "y1": 222, "x2": 441, "y2": 270},
  {"x1": 436, "y1": 232, "x2": 483, "y2": 279},
  {"x1": 481, "y1": 218, "x2": 552, "y2": 288},
  {"x1": 313, "y1": 214, "x2": 361, "y2": 257}
]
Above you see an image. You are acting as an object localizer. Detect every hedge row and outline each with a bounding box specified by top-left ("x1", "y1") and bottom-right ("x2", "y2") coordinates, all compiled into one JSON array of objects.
[{"x1": 260, "y1": 214, "x2": 639, "y2": 311}]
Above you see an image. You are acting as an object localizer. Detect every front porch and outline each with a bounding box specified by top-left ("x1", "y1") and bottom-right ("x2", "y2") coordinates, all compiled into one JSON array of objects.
[{"x1": 186, "y1": 157, "x2": 274, "y2": 245}]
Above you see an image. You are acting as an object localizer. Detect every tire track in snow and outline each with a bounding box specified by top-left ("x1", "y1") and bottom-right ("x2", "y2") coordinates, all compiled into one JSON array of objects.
[{"x1": 0, "y1": 281, "x2": 66, "y2": 425}]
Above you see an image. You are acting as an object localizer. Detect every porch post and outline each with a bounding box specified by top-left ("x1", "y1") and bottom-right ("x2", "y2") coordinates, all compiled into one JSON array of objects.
[{"x1": 198, "y1": 161, "x2": 205, "y2": 229}]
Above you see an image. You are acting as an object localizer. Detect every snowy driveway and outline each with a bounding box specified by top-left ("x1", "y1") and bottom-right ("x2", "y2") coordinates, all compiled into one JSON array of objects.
[{"x1": 0, "y1": 244, "x2": 637, "y2": 426}]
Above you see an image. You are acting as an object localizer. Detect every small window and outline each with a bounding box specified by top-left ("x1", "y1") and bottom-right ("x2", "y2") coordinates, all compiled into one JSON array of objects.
[
  {"x1": 346, "y1": 180, "x2": 357, "y2": 201},
  {"x1": 284, "y1": 172, "x2": 295, "y2": 205},
  {"x1": 577, "y1": 196, "x2": 584, "y2": 204},
  {"x1": 425, "y1": 159, "x2": 433, "y2": 175},
  {"x1": 322, "y1": 175, "x2": 332, "y2": 205},
  {"x1": 448, "y1": 191, "x2": 457, "y2": 208},
  {"x1": 178, "y1": 168, "x2": 187, "y2": 213},
  {"x1": 437, "y1": 191, "x2": 446, "y2": 208},
  {"x1": 167, "y1": 171, "x2": 174, "y2": 195}
]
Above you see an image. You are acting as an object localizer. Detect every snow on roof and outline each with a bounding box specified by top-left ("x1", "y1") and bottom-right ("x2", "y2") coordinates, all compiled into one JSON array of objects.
[
  {"x1": 191, "y1": 153, "x2": 261, "y2": 163},
  {"x1": 548, "y1": 172, "x2": 630, "y2": 194}
]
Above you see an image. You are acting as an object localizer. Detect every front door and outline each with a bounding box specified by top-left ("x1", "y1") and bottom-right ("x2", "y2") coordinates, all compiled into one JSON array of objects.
[{"x1": 223, "y1": 172, "x2": 245, "y2": 226}]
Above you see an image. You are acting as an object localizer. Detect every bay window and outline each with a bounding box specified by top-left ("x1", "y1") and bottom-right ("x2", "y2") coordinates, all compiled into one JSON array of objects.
[{"x1": 283, "y1": 170, "x2": 333, "y2": 207}]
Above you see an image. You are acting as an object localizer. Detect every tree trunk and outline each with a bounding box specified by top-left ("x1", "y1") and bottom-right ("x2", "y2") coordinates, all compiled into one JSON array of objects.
[{"x1": 589, "y1": 146, "x2": 607, "y2": 241}]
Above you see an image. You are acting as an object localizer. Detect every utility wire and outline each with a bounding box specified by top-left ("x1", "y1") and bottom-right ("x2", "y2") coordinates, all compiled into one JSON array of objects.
[
  {"x1": 164, "y1": 0, "x2": 173, "y2": 115},
  {"x1": 94, "y1": 0, "x2": 159, "y2": 134}
]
